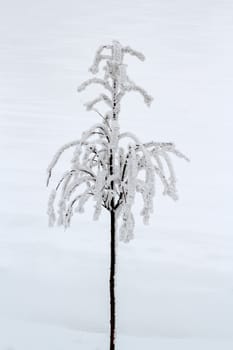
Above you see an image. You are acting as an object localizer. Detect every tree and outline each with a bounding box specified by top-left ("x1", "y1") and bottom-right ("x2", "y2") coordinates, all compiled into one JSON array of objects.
[{"x1": 47, "y1": 40, "x2": 189, "y2": 350}]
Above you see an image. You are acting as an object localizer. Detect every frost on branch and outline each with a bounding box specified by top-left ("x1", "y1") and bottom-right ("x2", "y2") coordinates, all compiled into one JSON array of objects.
[{"x1": 47, "y1": 40, "x2": 189, "y2": 242}]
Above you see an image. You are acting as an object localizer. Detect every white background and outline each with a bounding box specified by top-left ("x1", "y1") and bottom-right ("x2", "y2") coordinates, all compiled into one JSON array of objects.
[{"x1": 0, "y1": 0, "x2": 232, "y2": 349}]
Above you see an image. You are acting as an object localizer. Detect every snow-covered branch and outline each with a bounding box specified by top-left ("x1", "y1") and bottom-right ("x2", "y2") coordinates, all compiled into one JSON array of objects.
[
  {"x1": 84, "y1": 94, "x2": 112, "y2": 111},
  {"x1": 123, "y1": 46, "x2": 145, "y2": 61},
  {"x1": 77, "y1": 77, "x2": 112, "y2": 93},
  {"x1": 89, "y1": 45, "x2": 112, "y2": 74},
  {"x1": 119, "y1": 82, "x2": 153, "y2": 106},
  {"x1": 47, "y1": 140, "x2": 80, "y2": 186}
]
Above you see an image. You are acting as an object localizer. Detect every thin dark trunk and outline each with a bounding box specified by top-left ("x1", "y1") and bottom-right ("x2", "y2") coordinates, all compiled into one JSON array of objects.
[
  {"x1": 109, "y1": 77, "x2": 117, "y2": 350},
  {"x1": 110, "y1": 209, "x2": 116, "y2": 350}
]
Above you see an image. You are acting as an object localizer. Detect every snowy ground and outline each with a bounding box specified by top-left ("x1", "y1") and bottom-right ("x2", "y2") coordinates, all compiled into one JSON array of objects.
[{"x1": 0, "y1": 0, "x2": 233, "y2": 349}]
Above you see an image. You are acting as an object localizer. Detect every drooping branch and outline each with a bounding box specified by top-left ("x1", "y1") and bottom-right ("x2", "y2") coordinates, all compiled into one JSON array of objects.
[
  {"x1": 75, "y1": 125, "x2": 110, "y2": 148},
  {"x1": 89, "y1": 45, "x2": 112, "y2": 74},
  {"x1": 77, "y1": 77, "x2": 113, "y2": 93},
  {"x1": 55, "y1": 168, "x2": 95, "y2": 192},
  {"x1": 84, "y1": 94, "x2": 112, "y2": 111},
  {"x1": 47, "y1": 140, "x2": 80, "y2": 186},
  {"x1": 47, "y1": 189, "x2": 56, "y2": 226},
  {"x1": 123, "y1": 46, "x2": 145, "y2": 61},
  {"x1": 65, "y1": 176, "x2": 91, "y2": 198},
  {"x1": 64, "y1": 188, "x2": 93, "y2": 227},
  {"x1": 55, "y1": 170, "x2": 76, "y2": 191},
  {"x1": 118, "y1": 82, "x2": 153, "y2": 107},
  {"x1": 154, "y1": 165, "x2": 177, "y2": 200},
  {"x1": 145, "y1": 141, "x2": 190, "y2": 162}
]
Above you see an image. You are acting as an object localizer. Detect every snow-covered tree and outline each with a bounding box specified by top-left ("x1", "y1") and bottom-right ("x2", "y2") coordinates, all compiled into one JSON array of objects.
[{"x1": 47, "y1": 40, "x2": 189, "y2": 350}]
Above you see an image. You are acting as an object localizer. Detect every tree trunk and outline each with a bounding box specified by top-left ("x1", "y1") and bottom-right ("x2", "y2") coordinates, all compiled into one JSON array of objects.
[
  {"x1": 110, "y1": 76, "x2": 117, "y2": 350},
  {"x1": 110, "y1": 209, "x2": 116, "y2": 350}
]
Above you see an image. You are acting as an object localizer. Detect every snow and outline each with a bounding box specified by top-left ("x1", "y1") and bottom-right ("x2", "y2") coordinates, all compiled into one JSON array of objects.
[{"x1": 0, "y1": 0, "x2": 232, "y2": 349}]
